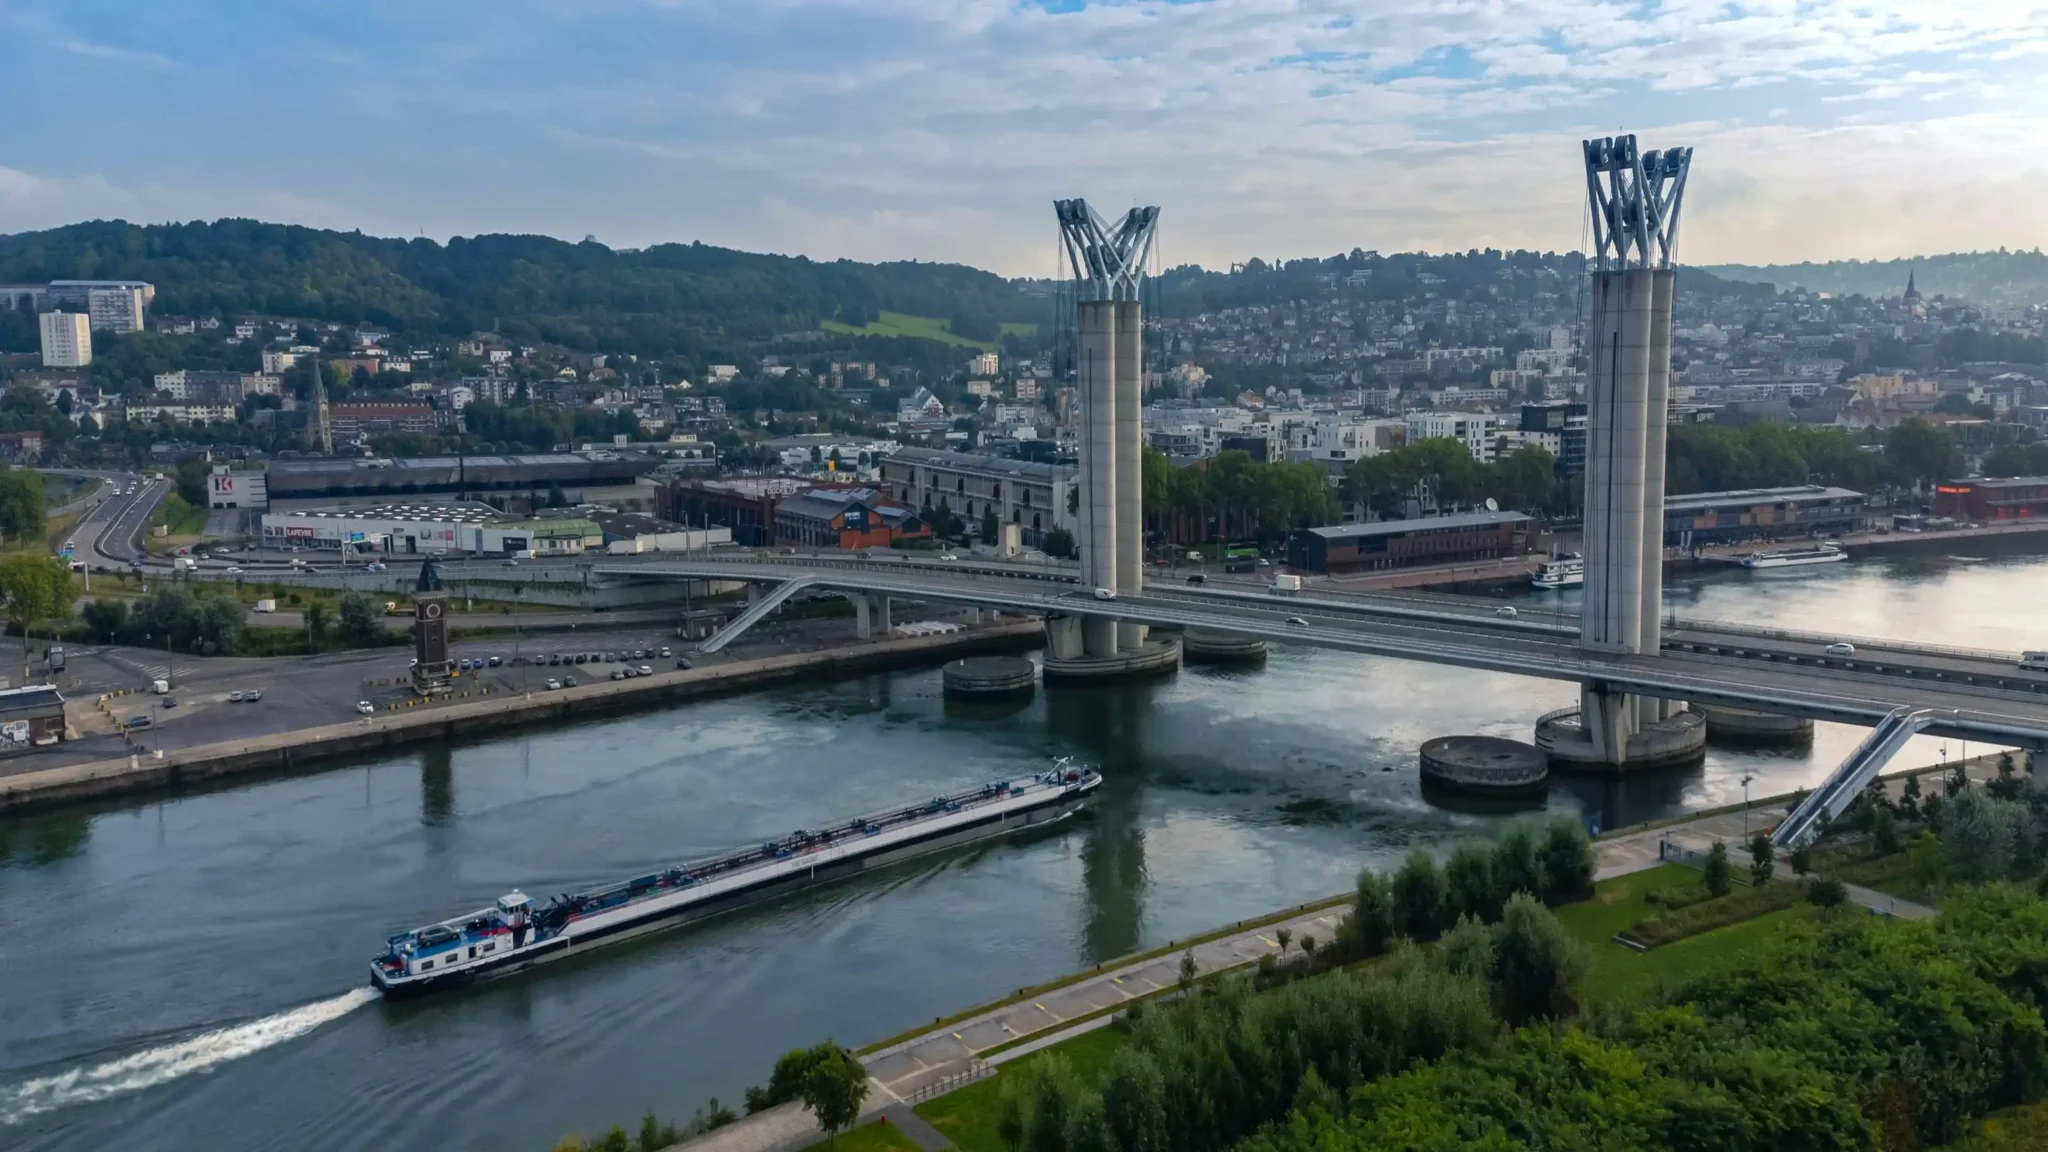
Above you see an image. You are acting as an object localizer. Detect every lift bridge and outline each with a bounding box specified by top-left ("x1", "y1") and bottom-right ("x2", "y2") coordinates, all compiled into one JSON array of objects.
[{"x1": 590, "y1": 551, "x2": 2048, "y2": 833}]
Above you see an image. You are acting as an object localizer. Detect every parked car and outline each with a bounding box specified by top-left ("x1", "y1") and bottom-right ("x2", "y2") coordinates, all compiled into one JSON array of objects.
[
  {"x1": 562, "y1": 675, "x2": 577, "y2": 688},
  {"x1": 545, "y1": 678, "x2": 562, "y2": 690},
  {"x1": 123, "y1": 714, "x2": 152, "y2": 730},
  {"x1": 246, "y1": 689, "x2": 262, "y2": 703},
  {"x1": 1825, "y1": 642, "x2": 1856, "y2": 656},
  {"x1": 611, "y1": 670, "x2": 626, "y2": 681},
  {"x1": 162, "y1": 697, "x2": 177, "y2": 709},
  {"x1": 229, "y1": 690, "x2": 244, "y2": 703},
  {"x1": 659, "y1": 646, "x2": 672, "y2": 658},
  {"x1": 488, "y1": 655, "x2": 502, "y2": 667},
  {"x1": 677, "y1": 658, "x2": 694, "y2": 670},
  {"x1": 355, "y1": 700, "x2": 375, "y2": 715},
  {"x1": 638, "y1": 665, "x2": 653, "y2": 676}
]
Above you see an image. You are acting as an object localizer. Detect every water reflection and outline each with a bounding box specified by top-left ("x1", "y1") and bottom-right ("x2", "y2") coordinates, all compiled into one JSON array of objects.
[
  {"x1": 421, "y1": 746, "x2": 455, "y2": 828},
  {"x1": 0, "y1": 812, "x2": 89, "y2": 868},
  {"x1": 1048, "y1": 682, "x2": 1157, "y2": 963}
]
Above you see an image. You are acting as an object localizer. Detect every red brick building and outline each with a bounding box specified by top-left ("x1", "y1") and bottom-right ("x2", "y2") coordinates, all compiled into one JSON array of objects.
[
  {"x1": 773, "y1": 488, "x2": 928, "y2": 550},
  {"x1": 1933, "y1": 477, "x2": 2048, "y2": 522}
]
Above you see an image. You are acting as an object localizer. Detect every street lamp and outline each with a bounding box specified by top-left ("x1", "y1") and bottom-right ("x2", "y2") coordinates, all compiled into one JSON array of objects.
[{"x1": 1741, "y1": 773, "x2": 1756, "y2": 836}]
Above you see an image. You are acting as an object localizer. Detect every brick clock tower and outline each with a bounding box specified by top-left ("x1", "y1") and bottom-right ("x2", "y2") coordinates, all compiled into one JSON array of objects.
[{"x1": 411, "y1": 558, "x2": 454, "y2": 694}]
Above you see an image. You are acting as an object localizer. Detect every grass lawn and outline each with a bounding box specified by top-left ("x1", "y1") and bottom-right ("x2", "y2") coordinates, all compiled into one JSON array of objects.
[
  {"x1": 1944, "y1": 1098, "x2": 2048, "y2": 1149},
  {"x1": 801, "y1": 1119, "x2": 926, "y2": 1151},
  {"x1": 820, "y1": 311, "x2": 1023, "y2": 350},
  {"x1": 914, "y1": 1027, "x2": 1128, "y2": 1152},
  {"x1": 1553, "y1": 864, "x2": 1813, "y2": 1006}
]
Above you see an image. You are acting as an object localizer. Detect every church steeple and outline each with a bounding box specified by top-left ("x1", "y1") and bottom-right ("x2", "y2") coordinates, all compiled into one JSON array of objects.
[
  {"x1": 1903, "y1": 271, "x2": 1920, "y2": 302},
  {"x1": 306, "y1": 354, "x2": 333, "y2": 455}
]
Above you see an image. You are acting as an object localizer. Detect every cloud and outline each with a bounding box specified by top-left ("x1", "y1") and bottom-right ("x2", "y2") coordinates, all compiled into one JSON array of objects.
[{"x1": 57, "y1": 38, "x2": 177, "y2": 69}]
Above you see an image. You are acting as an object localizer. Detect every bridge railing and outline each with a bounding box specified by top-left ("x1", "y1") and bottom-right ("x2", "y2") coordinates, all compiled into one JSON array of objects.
[
  {"x1": 1667, "y1": 615, "x2": 2021, "y2": 665},
  {"x1": 1772, "y1": 707, "x2": 1941, "y2": 849}
]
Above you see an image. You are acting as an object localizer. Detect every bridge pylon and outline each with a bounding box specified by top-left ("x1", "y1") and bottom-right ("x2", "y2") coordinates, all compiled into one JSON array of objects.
[{"x1": 1543, "y1": 135, "x2": 1705, "y2": 768}]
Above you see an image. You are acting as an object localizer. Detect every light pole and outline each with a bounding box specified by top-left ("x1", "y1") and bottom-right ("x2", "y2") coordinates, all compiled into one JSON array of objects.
[{"x1": 1741, "y1": 773, "x2": 1755, "y2": 836}]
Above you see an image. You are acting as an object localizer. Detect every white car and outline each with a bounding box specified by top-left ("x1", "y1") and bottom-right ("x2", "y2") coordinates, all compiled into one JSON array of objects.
[
  {"x1": 938, "y1": 553, "x2": 959, "y2": 561},
  {"x1": 1285, "y1": 617, "x2": 1309, "y2": 627},
  {"x1": 1092, "y1": 587, "x2": 1117, "y2": 601},
  {"x1": 1495, "y1": 606, "x2": 1519, "y2": 619},
  {"x1": 638, "y1": 665, "x2": 653, "y2": 676},
  {"x1": 545, "y1": 678, "x2": 563, "y2": 690},
  {"x1": 355, "y1": 700, "x2": 375, "y2": 715},
  {"x1": 225, "y1": 566, "x2": 243, "y2": 574},
  {"x1": 1824, "y1": 642, "x2": 1856, "y2": 656}
]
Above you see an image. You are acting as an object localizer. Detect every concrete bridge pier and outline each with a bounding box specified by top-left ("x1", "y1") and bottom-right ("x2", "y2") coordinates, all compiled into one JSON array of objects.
[
  {"x1": 855, "y1": 595, "x2": 869, "y2": 640},
  {"x1": 1536, "y1": 682, "x2": 1706, "y2": 773},
  {"x1": 1045, "y1": 614, "x2": 1084, "y2": 662},
  {"x1": 853, "y1": 594, "x2": 893, "y2": 641}
]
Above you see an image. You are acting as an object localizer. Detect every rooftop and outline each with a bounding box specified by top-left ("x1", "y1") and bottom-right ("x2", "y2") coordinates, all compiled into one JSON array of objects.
[
  {"x1": 277, "y1": 502, "x2": 508, "y2": 525},
  {"x1": 1664, "y1": 485, "x2": 1865, "y2": 511},
  {"x1": 1300, "y1": 510, "x2": 1532, "y2": 540},
  {"x1": 1950, "y1": 476, "x2": 2048, "y2": 490},
  {"x1": 0, "y1": 684, "x2": 64, "y2": 713},
  {"x1": 887, "y1": 446, "x2": 1074, "y2": 481}
]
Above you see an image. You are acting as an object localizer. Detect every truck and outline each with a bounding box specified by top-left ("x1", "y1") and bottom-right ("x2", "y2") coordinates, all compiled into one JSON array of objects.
[
  {"x1": 151, "y1": 678, "x2": 170, "y2": 695},
  {"x1": 253, "y1": 599, "x2": 277, "y2": 614},
  {"x1": 1269, "y1": 574, "x2": 1303, "y2": 594},
  {"x1": 173, "y1": 557, "x2": 197, "y2": 573}
]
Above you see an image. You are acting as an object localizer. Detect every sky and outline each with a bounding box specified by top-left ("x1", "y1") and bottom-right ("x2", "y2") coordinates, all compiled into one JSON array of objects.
[{"x1": 2, "y1": 0, "x2": 2046, "y2": 276}]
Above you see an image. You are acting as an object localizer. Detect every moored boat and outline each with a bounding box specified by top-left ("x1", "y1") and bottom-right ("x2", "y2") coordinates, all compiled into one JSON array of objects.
[
  {"x1": 1737, "y1": 543, "x2": 1845, "y2": 570},
  {"x1": 1531, "y1": 555, "x2": 1584, "y2": 589},
  {"x1": 370, "y1": 761, "x2": 1101, "y2": 995}
]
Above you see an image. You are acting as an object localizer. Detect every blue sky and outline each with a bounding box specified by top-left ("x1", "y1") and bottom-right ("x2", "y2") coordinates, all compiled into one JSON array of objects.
[{"x1": 2, "y1": 0, "x2": 2044, "y2": 273}]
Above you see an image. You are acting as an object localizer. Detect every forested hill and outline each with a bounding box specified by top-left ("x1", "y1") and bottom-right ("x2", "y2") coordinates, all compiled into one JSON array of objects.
[
  {"x1": 0, "y1": 219, "x2": 1045, "y2": 358},
  {"x1": 1699, "y1": 250, "x2": 2048, "y2": 305}
]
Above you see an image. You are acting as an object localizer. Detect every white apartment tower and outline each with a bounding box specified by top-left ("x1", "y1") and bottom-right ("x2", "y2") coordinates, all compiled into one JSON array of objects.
[{"x1": 39, "y1": 312, "x2": 92, "y2": 367}]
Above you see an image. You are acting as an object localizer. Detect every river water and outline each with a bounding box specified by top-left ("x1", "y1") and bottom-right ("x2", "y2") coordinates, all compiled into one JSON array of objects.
[{"x1": 3, "y1": 549, "x2": 2042, "y2": 1151}]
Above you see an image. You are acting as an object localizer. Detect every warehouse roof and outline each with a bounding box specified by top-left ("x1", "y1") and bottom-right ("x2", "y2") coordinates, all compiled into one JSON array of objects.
[
  {"x1": 1298, "y1": 511, "x2": 1531, "y2": 540},
  {"x1": 1663, "y1": 485, "x2": 1863, "y2": 512}
]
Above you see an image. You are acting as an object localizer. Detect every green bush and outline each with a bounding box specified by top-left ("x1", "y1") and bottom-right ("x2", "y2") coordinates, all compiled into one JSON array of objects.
[
  {"x1": 1624, "y1": 882, "x2": 1800, "y2": 949},
  {"x1": 1391, "y1": 847, "x2": 1448, "y2": 942}
]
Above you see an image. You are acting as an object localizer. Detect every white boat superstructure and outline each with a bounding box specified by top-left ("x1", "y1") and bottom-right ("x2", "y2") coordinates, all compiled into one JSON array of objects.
[
  {"x1": 1531, "y1": 555, "x2": 1584, "y2": 590},
  {"x1": 371, "y1": 762, "x2": 1101, "y2": 994},
  {"x1": 1738, "y1": 543, "x2": 1846, "y2": 570}
]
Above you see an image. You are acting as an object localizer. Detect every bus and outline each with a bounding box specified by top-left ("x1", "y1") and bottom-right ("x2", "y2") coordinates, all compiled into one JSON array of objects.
[{"x1": 1223, "y1": 543, "x2": 1260, "y2": 574}]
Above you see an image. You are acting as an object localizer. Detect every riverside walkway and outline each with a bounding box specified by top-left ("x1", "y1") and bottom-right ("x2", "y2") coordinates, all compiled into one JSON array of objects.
[{"x1": 668, "y1": 759, "x2": 1999, "y2": 1152}]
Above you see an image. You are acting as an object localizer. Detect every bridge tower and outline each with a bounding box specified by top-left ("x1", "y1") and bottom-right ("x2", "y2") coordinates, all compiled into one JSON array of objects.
[
  {"x1": 1056, "y1": 199, "x2": 1158, "y2": 658},
  {"x1": 1544, "y1": 135, "x2": 1705, "y2": 768}
]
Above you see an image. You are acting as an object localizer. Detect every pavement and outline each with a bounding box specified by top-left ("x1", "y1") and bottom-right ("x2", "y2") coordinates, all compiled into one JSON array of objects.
[{"x1": 6, "y1": 604, "x2": 979, "y2": 781}]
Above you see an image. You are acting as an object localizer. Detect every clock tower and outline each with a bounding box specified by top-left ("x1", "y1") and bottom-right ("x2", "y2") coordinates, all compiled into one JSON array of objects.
[{"x1": 411, "y1": 557, "x2": 454, "y2": 693}]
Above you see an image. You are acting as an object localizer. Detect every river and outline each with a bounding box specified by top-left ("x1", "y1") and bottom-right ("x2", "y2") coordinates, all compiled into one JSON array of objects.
[{"x1": 2, "y1": 548, "x2": 2042, "y2": 1151}]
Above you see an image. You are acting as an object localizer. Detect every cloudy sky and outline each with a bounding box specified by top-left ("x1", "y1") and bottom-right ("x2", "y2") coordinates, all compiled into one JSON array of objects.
[{"x1": 3, "y1": 0, "x2": 2045, "y2": 274}]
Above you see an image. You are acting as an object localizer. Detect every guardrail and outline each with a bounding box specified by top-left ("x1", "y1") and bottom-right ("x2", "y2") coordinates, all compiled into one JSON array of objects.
[
  {"x1": 1668, "y1": 615, "x2": 2021, "y2": 665},
  {"x1": 903, "y1": 1061, "x2": 993, "y2": 1103}
]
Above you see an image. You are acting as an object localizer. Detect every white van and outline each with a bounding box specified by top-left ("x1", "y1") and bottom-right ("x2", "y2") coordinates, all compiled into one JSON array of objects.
[
  {"x1": 151, "y1": 678, "x2": 170, "y2": 694},
  {"x1": 2021, "y1": 652, "x2": 2048, "y2": 672}
]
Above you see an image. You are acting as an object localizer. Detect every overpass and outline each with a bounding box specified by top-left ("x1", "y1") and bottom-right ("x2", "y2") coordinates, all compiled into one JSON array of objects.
[{"x1": 591, "y1": 554, "x2": 2048, "y2": 750}]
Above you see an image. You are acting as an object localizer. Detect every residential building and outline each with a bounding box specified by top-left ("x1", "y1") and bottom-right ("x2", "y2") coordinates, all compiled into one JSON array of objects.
[
  {"x1": 262, "y1": 350, "x2": 301, "y2": 374},
  {"x1": 38, "y1": 312, "x2": 91, "y2": 367},
  {"x1": 969, "y1": 351, "x2": 1000, "y2": 376},
  {"x1": 0, "y1": 431, "x2": 44, "y2": 463},
  {"x1": 327, "y1": 402, "x2": 447, "y2": 444},
  {"x1": 1517, "y1": 402, "x2": 1588, "y2": 477},
  {"x1": 880, "y1": 447, "x2": 1076, "y2": 545},
  {"x1": 1404, "y1": 411, "x2": 1502, "y2": 462},
  {"x1": 1287, "y1": 511, "x2": 1533, "y2": 573},
  {"x1": 85, "y1": 285, "x2": 147, "y2": 333}
]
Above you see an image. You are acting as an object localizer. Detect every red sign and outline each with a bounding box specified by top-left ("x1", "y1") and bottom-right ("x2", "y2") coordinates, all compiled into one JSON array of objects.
[
  {"x1": 286, "y1": 526, "x2": 315, "y2": 539},
  {"x1": 1935, "y1": 485, "x2": 1971, "y2": 495}
]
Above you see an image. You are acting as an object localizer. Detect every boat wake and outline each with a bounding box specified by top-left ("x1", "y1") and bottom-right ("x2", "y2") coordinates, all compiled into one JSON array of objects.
[{"x1": 0, "y1": 988, "x2": 377, "y2": 1126}]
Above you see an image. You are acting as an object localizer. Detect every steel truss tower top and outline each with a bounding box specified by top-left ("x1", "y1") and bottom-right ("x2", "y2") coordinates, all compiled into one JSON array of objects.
[
  {"x1": 1583, "y1": 135, "x2": 1692, "y2": 271},
  {"x1": 1055, "y1": 199, "x2": 1160, "y2": 302}
]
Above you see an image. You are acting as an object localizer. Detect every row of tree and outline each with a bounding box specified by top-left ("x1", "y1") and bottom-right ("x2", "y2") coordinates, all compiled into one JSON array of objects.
[
  {"x1": 1140, "y1": 448, "x2": 1339, "y2": 545},
  {"x1": 1343, "y1": 439, "x2": 1565, "y2": 520},
  {"x1": 79, "y1": 586, "x2": 392, "y2": 656}
]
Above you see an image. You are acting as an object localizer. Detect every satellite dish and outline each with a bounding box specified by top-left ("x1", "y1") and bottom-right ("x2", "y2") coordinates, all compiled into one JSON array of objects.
[{"x1": 1484, "y1": 497, "x2": 1499, "y2": 512}]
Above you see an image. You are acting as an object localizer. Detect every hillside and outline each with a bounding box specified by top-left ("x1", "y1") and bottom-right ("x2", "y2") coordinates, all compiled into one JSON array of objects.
[
  {"x1": 1699, "y1": 250, "x2": 2048, "y2": 305},
  {"x1": 0, "y1": 219, "x2": 1048, "y2": 361}
]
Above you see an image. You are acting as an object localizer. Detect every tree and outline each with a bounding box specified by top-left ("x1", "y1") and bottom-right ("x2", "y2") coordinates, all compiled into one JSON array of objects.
[
  {"x1": 0, "y1": 553, "x2": 72, "y2": 681},
  {"x1": 797, "y1": 1043, "x2": 867, "y2": 1144},
  {"x1": 1872, "y1": 804, "x2": 1901, "y2": 855},
  {"x1": 81, "y1": 598, "x2": 129, "y2": 643},
  {"x1": 1177, "y1": 949, "x2": 1198, "y2": 994},
  {"x1": 1806, "y1": 875, "x2": 1848, "y2": 908},
  {"x1": 1748, "y1": 832, "x2": 1775, "y2": 886},
  {"x1": 1099, "y1": 1049, "x2": 1171, "y2": 1152},
  {"x1": 1489, "y1": 893, "x2": 1586, "y2": 1025},
  {"x1": 1900, "y1": 772, "x2": 1923, "y2": 819},
  {"x1": 304, "y1": 600, "x2": 330, "y2": 649},
  {"x1": 1442, "y1": 842, "x2": 1496, "y2": 923},
  {"x1": 1703, "y1": 842, "x2": 1732, "y2": 897},
  {"x1": 1908, "y1": 829, "x2": 1946, "y2": 892},
  {"x1": 337, "y1": 590, "x2": 382, "y2": 647},
  {"x1": 1392, "y1": 846, "x2": 1448, "y2": 941},
  {"x1": 980, "y1": 506, "x2": 999, "y2": 546},
  {"x1": 1539, "y1": 819, "x2": 1594, "y2": 903},
  {"x1": 1490, "y1": 822, "x2": 1546, "y2": 907},
  {"x1": 1437, "y1": 914, "x2": 1496, "y2": 980},
  {"x1": 198, "y1": 592, "x2": 244, "y2": 655},
  {"x1": 1275, "y1": 926, "x2": 1291, "y2": 953},
  {"x1": 1789, "y1": 843, "x2": 1812, "y2": 877},
  {"x1": 1348, "y1": 868, "x2": 1395, "y2": 956},
  {"x1": 0, "y1": 469, "x2": 45, "y2": 542},
  {"x1": 1042, "y1": 527, "x2": 1076, "y2": 559},
  {"x1": 1947, "y1": 760, "x2": 1969, "y2": 798}
]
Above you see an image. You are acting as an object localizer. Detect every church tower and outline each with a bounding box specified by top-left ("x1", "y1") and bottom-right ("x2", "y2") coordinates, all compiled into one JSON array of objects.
[{"x1": 307, "y1": 355, "x2": 333, "y2": 455}]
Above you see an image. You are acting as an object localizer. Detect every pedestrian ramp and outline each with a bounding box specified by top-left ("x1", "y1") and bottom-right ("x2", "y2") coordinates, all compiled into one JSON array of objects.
[
  {"x1": 696, "y1": 577, "x2": 816, "y2": 654},
  {"x1": 1773, "y1": 707, "x2": 1946, "y2": 849}
]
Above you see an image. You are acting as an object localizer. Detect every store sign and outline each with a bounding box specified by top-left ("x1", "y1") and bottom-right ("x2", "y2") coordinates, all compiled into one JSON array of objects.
[
  {"x1": 212, "y1": 475, "x2": 235, "y2": 495},
  {"x1": 286, "y1": 526, "x2": 315, "y2": 539}
]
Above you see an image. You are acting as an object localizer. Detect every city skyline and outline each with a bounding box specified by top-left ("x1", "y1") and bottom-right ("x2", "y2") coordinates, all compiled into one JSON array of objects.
[{"x1": 2, "y1": 1, "x2": 2046, "y2": 276}]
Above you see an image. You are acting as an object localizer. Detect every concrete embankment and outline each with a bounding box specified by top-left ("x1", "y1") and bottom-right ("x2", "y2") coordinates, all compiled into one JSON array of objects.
[{"x1": 0, "y1": 622, "x2": 1044, "y2": 815}]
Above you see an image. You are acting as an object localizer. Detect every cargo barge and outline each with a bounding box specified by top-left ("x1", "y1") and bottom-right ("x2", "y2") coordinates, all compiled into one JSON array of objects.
[{"x1": 371, "y1": 761, "x2": 1101, "y2": 994}]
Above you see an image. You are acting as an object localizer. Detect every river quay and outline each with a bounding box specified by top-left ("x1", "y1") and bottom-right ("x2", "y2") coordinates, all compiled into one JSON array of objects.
[{"x1": 0, "y1": 621, "x2": 1041, "y2": 814}]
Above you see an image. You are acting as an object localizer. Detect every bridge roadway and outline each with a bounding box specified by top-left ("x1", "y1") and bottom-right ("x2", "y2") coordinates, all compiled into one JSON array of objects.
[{"x1": 593, "y1": 554, "x2": 2048, "y2": 749}]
